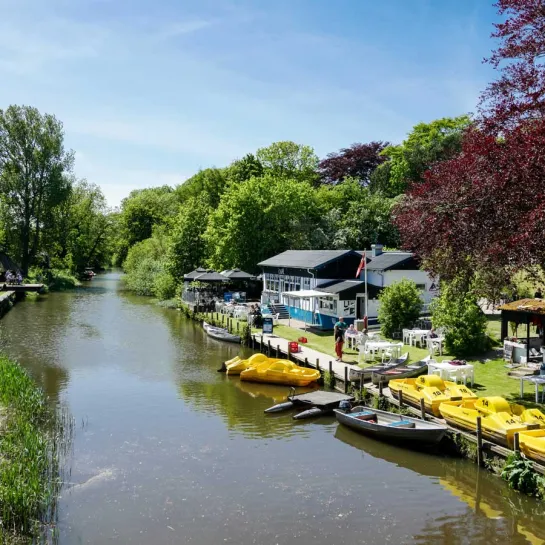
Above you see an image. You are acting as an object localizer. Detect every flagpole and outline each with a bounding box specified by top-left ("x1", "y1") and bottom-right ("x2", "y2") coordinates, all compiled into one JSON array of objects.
[{"x1": 364, "y1": 254, "x2": 368, "y2": 322}]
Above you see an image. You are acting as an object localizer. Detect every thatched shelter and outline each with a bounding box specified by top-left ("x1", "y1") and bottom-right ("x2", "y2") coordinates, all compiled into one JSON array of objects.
[{"x1": 0, "y1": 252, "x2": 21, "y2": 274}]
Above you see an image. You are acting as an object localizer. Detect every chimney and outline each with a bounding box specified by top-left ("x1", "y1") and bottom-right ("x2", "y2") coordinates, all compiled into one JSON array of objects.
[{"x1": 371, "y1": 244, "x2": 383, "y2": 257}]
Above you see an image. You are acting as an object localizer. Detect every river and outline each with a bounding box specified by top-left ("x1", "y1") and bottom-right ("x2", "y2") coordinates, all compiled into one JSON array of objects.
[{"x1": 0, "y1": 272, "x2": 543, "y2": 544}]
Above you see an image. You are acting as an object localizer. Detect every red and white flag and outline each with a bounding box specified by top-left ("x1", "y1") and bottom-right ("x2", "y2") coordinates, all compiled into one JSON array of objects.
[{"x1": 355, "y1": 256, "x2": 366, "y2": 278}]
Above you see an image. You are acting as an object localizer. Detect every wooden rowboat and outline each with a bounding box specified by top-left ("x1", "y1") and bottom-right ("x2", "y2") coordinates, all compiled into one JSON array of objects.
[
  {"x1": 349, "y1": 352, "x2": 409, "y2": 382},
  {"x1": 334, "y1": 405, "x2": 447, "y2": 445},
  {"x1": 371, "y1": 356, "x2": 430, "y2": 385}
]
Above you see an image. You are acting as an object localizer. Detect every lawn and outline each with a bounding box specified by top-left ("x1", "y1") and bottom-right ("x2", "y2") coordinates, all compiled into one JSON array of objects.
[{"x1": 273, "y1": 318, "x2": 537, "y2": 404}]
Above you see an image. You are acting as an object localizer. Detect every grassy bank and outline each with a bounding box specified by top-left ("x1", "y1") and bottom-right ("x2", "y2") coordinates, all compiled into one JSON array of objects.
[{"x1": 0, "y1": 355, "x2": 70, "y2": 543}]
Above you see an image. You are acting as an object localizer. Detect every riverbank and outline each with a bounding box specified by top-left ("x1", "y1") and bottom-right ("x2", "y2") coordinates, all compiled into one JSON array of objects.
[
  {"x1": 0, "y1": 291, "x2": 16, "y2": 319},
  {"x1": 0, "y1": 355, "x2": 70, "y2": 543}
]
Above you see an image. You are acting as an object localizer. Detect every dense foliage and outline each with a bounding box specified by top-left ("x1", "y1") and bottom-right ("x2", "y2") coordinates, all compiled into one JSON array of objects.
[
  {"x1": 431, "y1": 281, "x2": 489, "y2": 357},
  {"x1": 0, "y1": 105, "x2": 114, "y2": 278},
  {"x1": 377, "y1": 279, "x2": 423, "y2": 337}
]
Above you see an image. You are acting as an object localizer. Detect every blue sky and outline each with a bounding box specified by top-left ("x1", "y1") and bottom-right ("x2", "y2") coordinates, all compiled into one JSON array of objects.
[{"x1": 0, "y1": 0, "x2": 499, "y2": 207}]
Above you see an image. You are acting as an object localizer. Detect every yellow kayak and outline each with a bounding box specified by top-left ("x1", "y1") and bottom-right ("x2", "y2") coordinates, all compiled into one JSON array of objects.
[
  {"x1": 439, "y1": 397, "x2": 538, "y2": 447},
  {"x1": 240, "y1": 359, "x2": 320, "y2": 387},
  {"x1": 225, "y1": 353, "x2": 269, "y2": 375},
  {"x1": 518, "y1": 429, "x2": 545, "y2": 464},
  {"x1": 389, "y1": 375, "x2": 477, "y2": 417}
]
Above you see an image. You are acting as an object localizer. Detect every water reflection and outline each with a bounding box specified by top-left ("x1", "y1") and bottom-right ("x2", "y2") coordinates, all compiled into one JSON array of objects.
[{"x1": 335, "y1": 425, "x2": 545, "y2": 544}]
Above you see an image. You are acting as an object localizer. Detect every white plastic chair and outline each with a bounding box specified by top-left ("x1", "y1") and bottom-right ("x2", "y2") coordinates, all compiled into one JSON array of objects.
[{"x1": 402, "y1": 329, "x2": 411, "y2": 345}]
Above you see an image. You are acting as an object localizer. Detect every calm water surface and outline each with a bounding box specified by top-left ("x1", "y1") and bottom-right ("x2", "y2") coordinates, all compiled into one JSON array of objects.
[{"x1": 0, "y1": 272, "x2": 544, "y2": 544}]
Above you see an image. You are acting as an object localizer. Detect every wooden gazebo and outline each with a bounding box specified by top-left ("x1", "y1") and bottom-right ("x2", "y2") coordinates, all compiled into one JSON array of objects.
[{"x1": 498, "y1": 298, "x2": 545, "y2": 363}]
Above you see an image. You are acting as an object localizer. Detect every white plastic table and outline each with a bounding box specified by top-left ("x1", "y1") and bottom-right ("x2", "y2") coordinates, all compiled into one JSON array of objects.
[
  {"x1": 428, "y1": 361, "x2": 474, "y2": 386},
  {"x1": 365, "y1": 340, "x2": 397, "y2": 359},
  {"x1": 408, "y1": 329, "x2": 431, "y2": 347},
  {"x1": 520, "y1": 376, "x2": 545, "y2": 403}
]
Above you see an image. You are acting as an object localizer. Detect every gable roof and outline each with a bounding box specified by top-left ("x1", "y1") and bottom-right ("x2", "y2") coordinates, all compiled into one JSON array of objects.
[
  {"x1": 221, "y1": 268, "x2": 254, "y2": 279},
  {"x1": 258, "y1": 250, "x2": 356, "y2": 269},
  {"x1": 363, "y1": 252, "x2": 415, "y2": 271},
  {"x1": 184, "y1": 267, "x2": 207, "y2": 280},
  {"x1": 0, "y1": 252, "x2": 21, "y2": 273},
  {"x1": 317, "y1": 280, "x2": 366, "y2": 294}
]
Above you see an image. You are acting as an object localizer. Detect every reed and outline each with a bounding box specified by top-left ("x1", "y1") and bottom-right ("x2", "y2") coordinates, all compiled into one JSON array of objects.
[{"x1": 0, "y1": 355, "x2": 73, "y2": 543}]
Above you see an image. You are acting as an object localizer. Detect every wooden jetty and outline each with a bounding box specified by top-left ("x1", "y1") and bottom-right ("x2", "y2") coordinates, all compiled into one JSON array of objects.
[
  {"x1": 265, "y1": 390, "x2": 354, "y2": 419},
  {"x1": 1, "y1": 283, "x2": 44, "y2": 293}
]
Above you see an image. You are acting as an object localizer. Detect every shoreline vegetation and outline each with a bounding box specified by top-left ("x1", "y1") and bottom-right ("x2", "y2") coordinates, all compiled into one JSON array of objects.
[{"x1": 0, "y1": 355, "x2": 72, "y2": 544}]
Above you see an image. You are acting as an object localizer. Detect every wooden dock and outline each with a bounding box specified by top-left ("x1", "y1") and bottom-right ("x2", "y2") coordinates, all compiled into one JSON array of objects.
[
  {"x1": 0, "y1": 283, "x2": 44, "y2": 293},
  {"x1": 289, "y1": 391, "x2": 353, "y2": 408}
]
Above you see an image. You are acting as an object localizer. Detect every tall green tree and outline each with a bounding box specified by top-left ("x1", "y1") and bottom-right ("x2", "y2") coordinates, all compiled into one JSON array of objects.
[
  {"x1": 167, "y1": 195, "x2": 210, "y2": 276},
  {"x1": 227, "y1": 154, "x2": 264, "y2": 184},
  {"x1": 175, "y1": 168, "x2": 228, "y2": 208},
  {"x1": 0, "y1": 105, "x2": 74, "y2": 273},
  {"x1": 256, "y1": 141, "x2": 319, "y2": 185},
  {"x1": 204, "y1": 175, "x2": 322, "y2": 271},
  {"x1": 371, "y1": 115, "x2": 471, "y2": 196}
]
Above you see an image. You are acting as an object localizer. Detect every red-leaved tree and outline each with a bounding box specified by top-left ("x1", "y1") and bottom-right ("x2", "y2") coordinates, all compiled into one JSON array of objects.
[
  {"x1": 480, "y1": 0, "x2": 545, "y2": 131},
  {"x1": 395, "y1": 0, "x2": 545, "y2": 295},
  {"x1": 318, "y1": 141, "x2": 389, "y2": 185}
]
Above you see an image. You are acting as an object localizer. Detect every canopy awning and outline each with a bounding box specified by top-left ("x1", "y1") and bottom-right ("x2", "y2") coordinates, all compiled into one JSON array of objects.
[{"x1": 283, "y1": 290, "x2": 334, "y2": 298}]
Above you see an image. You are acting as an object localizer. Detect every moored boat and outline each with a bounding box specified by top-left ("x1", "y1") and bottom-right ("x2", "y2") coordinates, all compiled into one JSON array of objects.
[
  {"x1": 438, "y1": 397, "x2": 541, "y2": 447},
  {"x1": 334, "y1": 405, "x2": 447, "y2": 445},
  {"x1": 225, "y1": 353, "x2": 268, "y2": 375},
  {"x1": 389, "y1": 374, "x2": 476, "y2": 416},
  {"x1": 203, "y1": 321, "x2": 241, "y2": 344},
  {"x1": 518, "y1": 430, "x2": 545, "y2": 464},
  {"x1": 371, "y1": 355, "x2": 430, "y2": 384},
  {"x1": 349, "y1": 352, "x2": 409, "y2": 382},
  {"x1": 240, "y1": 359, "x2": 320, "y2": 387}
]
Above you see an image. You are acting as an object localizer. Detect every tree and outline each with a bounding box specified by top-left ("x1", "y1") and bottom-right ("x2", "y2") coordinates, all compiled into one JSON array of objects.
[
  {"x1": 377, "y1": 279, "x2": 423, "y2": 337},
  {"x1": 167, "y1": 195, "x2": 210, "y2": 277},
  {"x1": 204, "y1": 175, "x2": 321, "y2": 272},
  {"x1": 480, "y1": 0, "x2": 545, "y2": 131},
  {"x1": 431, "y1": 281, "x2": 489, "y2": 357},
  {"x1": 374, "y1": 116, "x2": 471, "y2": 196},
  {"x1": 318, "y1": 141, "x2": 389, "y2": 185},
  {"x1": 176, "y1": 168, "x2": 228, "y2": 208},
  {"x1": 256, "y1": 141, "x2": 319, "y2": 185},
  {"x1": 227, "y1": 154, "x2": 264, "y2": 184},
  {"x1": 0, "y1": 105, "x2": 73, "y2": 273}
]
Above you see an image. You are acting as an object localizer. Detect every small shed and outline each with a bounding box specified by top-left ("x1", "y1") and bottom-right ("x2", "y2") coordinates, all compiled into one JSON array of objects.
[{"x1": 498, "y1": 298, "x2": 545, "y2": 363}]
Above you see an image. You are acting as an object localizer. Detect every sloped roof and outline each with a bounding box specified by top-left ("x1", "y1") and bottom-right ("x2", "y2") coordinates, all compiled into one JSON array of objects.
[
  {"x1": 193, "y1": 271, "x2": 228, "y2": 282},
  {"x1": 221, "y1": 268, "x2": 254, "y2": 279},
  {"x1": 184, "y1": 267, "x2": 207, "y2": 280},
  {"x1": 0, "y1": 252, "x2": 21, "y2": 273},
  {"x1": 499, "y1": 298, "x2": 545, "y2": 315},
  {"x1": 317, "y1": 280, "x2": 366, "y2": 294},
  {"x1": 363, "y1": 252, "x2": 414, "y2": 271},
  {"x1": 258, "y1": 250, "x2": 356, "y2": 269}
]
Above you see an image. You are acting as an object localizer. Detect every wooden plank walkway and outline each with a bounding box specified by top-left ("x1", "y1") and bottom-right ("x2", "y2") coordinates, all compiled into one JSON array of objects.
[
  {"x1": 290, "y1": 391, "x2": 353, "y2": 408},
  {"x1": 1, "y1": 284, "x2": 44, "y2": 293}
]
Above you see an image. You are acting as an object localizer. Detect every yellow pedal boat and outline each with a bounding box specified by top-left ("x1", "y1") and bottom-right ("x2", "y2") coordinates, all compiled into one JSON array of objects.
[
  {"x1": 439, "y1": 396, "x2": 541, "y2": 447},
  {"x1": 240, "y1": 359, "x2": 320, "y2": 387},
  {"x1": 389, "y1": 375, "x2": 477, "y2": 417},
  {"x1": 518, "y1": 429, "x2": 545, "y2": 464},
  {"x1": 225, "y1": 353, "x2": 269, "y2": 375}
]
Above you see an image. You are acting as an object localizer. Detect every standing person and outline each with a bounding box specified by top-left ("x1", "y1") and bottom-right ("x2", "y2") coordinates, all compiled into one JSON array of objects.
[{"x1": 334, "y1": 316, "x2": 348, "y2": 362}]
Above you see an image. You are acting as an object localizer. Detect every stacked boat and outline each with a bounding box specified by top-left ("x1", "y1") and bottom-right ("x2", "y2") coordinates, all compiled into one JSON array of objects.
[{"x1": 220, "y1": 353, "x2": 320, "y2": 387}]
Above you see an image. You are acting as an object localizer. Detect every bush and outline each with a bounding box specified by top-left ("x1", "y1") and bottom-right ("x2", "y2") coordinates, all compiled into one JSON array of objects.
[
  {"x1": 378, "y1": 279, "x2": 423, "y2": 337},
  {"x1": 154, "y1": 271, "x2": 177, "y2": 300},
  {"x1": 502, "y1": 453, "x2": 544, "y2": 497},
  {"x1": 431, "y1": 282, "x2": 489, "y2": 357}
]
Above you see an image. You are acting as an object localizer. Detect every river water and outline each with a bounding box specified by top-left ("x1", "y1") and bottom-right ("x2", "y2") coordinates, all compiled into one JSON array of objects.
[{"x1": 0, "y1": 272, "x2": 544, "y2": 545}]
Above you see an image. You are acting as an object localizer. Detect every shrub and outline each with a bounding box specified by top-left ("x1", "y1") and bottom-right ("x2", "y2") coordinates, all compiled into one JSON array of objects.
[
  {"x1": 378, "y1": 279, "x2": 423, "y2": 337},
  {"x1": 154, "y1": 271, "x2": 177, "y2": 300},
  {"x1": 501, "y1": 453, "x2": 544, "y2": 497},
  {"x1": 431, "y1": 282, "x2": 489, "y2": 357}
]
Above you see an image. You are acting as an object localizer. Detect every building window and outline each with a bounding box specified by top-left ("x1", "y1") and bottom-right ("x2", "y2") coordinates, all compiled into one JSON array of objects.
[
  {"x1": 302, "y1": 277, "x2": 310, "y2": 290},
  {"x1": 416, "y1": 284, "x2": 426, "y2": 292}
]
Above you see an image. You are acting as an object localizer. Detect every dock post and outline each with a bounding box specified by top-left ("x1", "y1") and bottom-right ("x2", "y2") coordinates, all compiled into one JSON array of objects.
[
  {"x1": 260, "y1": 335, "x2": 264, "y2": 352},
  {"x1": 268, "y1": 340, "x2": 271, "y2": 356},
  {"x1": 237, "y1": 322, "x2": 239, "y2": 333},
  {"x1": 420, "y1": 398, "x2": 426, "y2": 421},
  {"x1": 514, "y1": 431, "x2": 520, "y2": 454},
  {"x1": 379, "y1": 381, "x2": 383, "y2": 397},
  {"x1": 316, "y1": 358, "x2": 320, "y2": 371},
  {"x1": 329, "y1": 361, "x2": 332, "y2": 374},
  {"x1": 304, "y1": 357, "x2": 308, "y2": 368},
  {"x1": 399, "y1": 390, "x2": 404, "y2": 407},
  {"x1": 344, "y1": 367, "x2": 348, "y2": 393},
  {"x1": 288, "y1": 344, "x2": 291, "y2": 360},
  {"x1": 277, "y1": 345, "x2": 280, "y2": 358},
  {"x1": 252, "y1": 335, "x2": 255, "y2": 349},
  {"x1": 359, "y1": 377, "x2": 363, "y2": 399},
  {"x1": 476, "y1": 416, "x2": 483, "y2": 466}
]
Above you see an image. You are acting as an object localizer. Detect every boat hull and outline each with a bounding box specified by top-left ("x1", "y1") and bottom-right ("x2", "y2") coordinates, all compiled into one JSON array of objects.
[
  {"x1": 519, "y1": 430, "x2": 545, "y2": 464},
  {"x1": 240, "y1": 359, "x2": 320, "y2": 387},
  {"x1": 335, "y1": 407, "x2": 447, "y2": 445},
  {"x1": 203, "y1": 322, "x2": 241, "y2": 343}
]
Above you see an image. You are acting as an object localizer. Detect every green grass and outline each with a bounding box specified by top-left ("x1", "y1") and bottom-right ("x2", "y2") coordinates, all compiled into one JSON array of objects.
[{"x1": 0, "y1": 355, "x2": 71, "y2": 543}]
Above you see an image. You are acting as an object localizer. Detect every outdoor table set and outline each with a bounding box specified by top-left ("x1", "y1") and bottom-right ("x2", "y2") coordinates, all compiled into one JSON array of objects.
[
  {"x1": 519, "y1": 375, "x2": 545, "y2": 403},
  {"x1": 428, "y1": 360, "x2": 475, "y2": 386}
]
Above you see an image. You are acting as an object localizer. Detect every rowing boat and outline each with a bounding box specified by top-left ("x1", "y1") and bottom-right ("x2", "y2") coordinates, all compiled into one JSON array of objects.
[
  {"x1": 371, "y1": 355, "x2": 430, "y2": 384},
  {"x1": 334, "y1": 405, "x2": 447, "y2": 445},
  {"x1": 349, "y1": 352, "x2": 409, "y2": 382}
]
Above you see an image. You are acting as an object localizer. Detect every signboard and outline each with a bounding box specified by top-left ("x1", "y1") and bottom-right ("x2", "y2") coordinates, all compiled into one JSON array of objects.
[
  {"x1": 262, "y1": 317, "x2": 274, "y2": 334},
  {"x1": 224, "y1": 292, "x2": 233, "y2": 302},
  {"x1": 504, "y1": 341, "x2": 514, "y2": 362}
]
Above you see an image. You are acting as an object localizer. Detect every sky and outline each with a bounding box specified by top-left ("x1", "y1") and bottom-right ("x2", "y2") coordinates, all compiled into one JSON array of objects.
[{"x1": 0, "y1": 0, "x2": 500, "y2": 207}]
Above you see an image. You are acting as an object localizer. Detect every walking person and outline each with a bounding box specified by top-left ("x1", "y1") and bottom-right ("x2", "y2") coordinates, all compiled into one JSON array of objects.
[{"x1": 334, "y1": 316, "x2": 348, "y2": 362}]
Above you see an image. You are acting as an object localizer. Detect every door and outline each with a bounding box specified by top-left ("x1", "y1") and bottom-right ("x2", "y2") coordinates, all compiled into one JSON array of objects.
[{"x1": 357, "y1": 296, "x2": 366, "y2": 319}]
